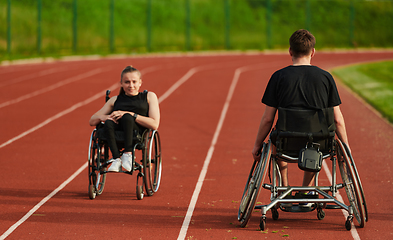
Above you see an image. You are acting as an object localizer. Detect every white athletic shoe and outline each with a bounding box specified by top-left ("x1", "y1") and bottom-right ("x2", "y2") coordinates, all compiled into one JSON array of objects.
[
  {"x1": 299, "y1": 202, "x2": 313, "y2": 209},
  {"x1": 108, "y1": 158, "x2": 121, "y2": 172},
  {"x1": 121, "y1": 153, "x2": 133, "y2": 172},
  {"x1": 299, "y1": 191, "x2": 316, "y2": 208}
]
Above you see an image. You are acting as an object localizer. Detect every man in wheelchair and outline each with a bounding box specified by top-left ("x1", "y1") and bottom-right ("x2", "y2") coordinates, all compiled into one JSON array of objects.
[
  {"x1": 251, "y1": 29, "x2": 350, "y2": 207},
  {"x1": 89, "y1": 66, "x2": 160, "y2": 172}
]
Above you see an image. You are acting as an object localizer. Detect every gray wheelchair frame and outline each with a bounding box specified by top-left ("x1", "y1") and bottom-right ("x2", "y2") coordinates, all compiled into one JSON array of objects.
[
  {"x1": 88, "y1": 90, "x2": 162, "y2": 200},
  {"x1": 238, "y1": 108, "x2": 367, "y2": 231}
]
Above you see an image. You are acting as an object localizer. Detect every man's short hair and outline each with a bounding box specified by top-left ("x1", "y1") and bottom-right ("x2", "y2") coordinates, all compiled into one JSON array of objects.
[{"x1": 289, "y1": 29, "x2": 315, "y2": 58}]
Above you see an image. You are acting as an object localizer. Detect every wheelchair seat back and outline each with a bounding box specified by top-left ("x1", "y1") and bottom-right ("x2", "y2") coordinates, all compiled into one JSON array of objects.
[{"x1": 271, "y1": 107, "x2": 335, "y2": 157}]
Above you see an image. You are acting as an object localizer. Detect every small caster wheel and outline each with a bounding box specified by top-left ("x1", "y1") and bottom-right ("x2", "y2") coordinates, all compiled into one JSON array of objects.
[
  {"x1": 259, "y1": 217, "x2": 266, "y2": 231},
  {"x1": 272, "y1": 208, "x2": 279, "y2": 220},
  {"x1": 317, "y1": 209, "x2": 325, "y2": 220},
  {"x1": 136, "y1": 173, "x2": 144, "y2": 200},
  {"x1": 89, "y1": 185, "x2": 96, "y2": 199},
  {"x1": 136, "y1": 185, "x2": 144, "y2": 200},
  {"x1": 345, "y1": 217, "x2": 352, "y2": 231}
]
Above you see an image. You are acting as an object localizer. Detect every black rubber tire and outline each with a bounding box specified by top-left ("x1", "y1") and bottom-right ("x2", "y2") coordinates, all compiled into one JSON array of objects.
[
  {"x1": 342, "y1": 141, "x2": 368, "y2": 222},
  {"x1": 89, "y1": 184, "x2": 96, "y2": 199},
  {"x1": 136, "y1": 185, "x2": 144, "y2": 200},
  {"x1": 96, "y1": 144, "x2": 107, "y2": 195},
  {"x1": 345, "y1": 218, "x2": 352, "y2": 231},
  {"x1": 143, "y1": 130, "x2": 162, "y2": 196},
  {"x1": 272, "y1": 208, "x2": 279, "y2": 220},
  {"x1": 259, "y1": 217, "x2": 266, "y2": 231},
  {"x1": 317, "y1": 209, "x2": 325, "y2": 220},
  {"x1": 238, "y1": 141, "x2": 272, "y2": 228},
  {"x1": 136, "y1": 173, "x2": 144, "y2": 200},
  {"x1": 88, "y1": 130, "x2": 107, "y2": 197}
]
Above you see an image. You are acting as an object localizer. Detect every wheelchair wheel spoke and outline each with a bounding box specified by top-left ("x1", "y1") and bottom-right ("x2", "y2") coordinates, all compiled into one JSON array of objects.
[{"x1": 88, "y1": 129, "x2": 106, "y2": 198}]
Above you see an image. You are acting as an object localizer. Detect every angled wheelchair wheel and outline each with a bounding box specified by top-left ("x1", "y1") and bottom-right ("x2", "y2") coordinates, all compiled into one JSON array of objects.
[
  {"x1": 88, "y1": 129, "x2": 107, "y2": 199},
  {"x1": 143, "y1": 130, "x2": 162, "y2": 196},
  {"x1": 337, "y1": 139, "x2": 366, "y2": 228},
  {"x1": 341, "y1": 141, "x2": 368, "y2": 222},
  {"x1": 238, "y1": 140, "x2": 272, "y2": 228}
]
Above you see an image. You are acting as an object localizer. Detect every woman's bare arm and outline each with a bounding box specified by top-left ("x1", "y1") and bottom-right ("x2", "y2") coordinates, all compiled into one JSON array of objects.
[
  {"x1": 89, "y1": 96, "x2": 116, "y2": 126},
  {"x1": 135, "y1": 92, "x2": 160, "y2": 130}
]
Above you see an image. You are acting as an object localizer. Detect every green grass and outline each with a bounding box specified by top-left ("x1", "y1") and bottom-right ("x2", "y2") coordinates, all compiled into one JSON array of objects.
[
  {"x1": 332, "y1": 60, "x2": 393, "y2": 123},
  {"x1": 1, "y1": 0, "x2": 393, "y2": 61}
]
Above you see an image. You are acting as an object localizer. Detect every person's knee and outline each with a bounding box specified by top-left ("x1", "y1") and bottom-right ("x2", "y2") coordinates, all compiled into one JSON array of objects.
[
  {"x1": 104, "y1": 119, "x2": 116, "y2": 132},
  {"x1": 122, "y1": 113, "x2": 133, "y2": 120},
  {"x1": 121, "y1": 113, "x2": 135, "y2": 125}
]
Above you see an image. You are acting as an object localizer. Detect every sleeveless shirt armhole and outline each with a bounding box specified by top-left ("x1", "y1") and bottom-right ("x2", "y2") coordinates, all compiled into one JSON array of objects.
[{"x1": 143, "y1": 90, "x2": 149, "y2": 103}]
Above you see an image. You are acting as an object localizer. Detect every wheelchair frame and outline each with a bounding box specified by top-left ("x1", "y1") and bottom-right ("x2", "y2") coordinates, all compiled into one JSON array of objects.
[
  {"x1": 87, "y1": 90, "x2": 162, "y2": 200},
  {"x1": 238, "y1": 134, "x2": 367, "y2": 231}
]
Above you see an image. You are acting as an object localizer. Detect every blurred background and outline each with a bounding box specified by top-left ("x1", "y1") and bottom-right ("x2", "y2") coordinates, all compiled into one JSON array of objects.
[{"x1": 1, "y1": 0, "x2": 393, "y2": 61}]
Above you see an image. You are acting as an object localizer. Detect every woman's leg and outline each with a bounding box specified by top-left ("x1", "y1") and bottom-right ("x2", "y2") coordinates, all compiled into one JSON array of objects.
[
  {"x1": 118, "y1": 113, "x2": 140, "y2": 171},
  {"x1": 119, "y1": 113, "x2": 140, "y2": 153},
  {"x1": 104, "y1": 119, "x2": 121, "y2": 159}
]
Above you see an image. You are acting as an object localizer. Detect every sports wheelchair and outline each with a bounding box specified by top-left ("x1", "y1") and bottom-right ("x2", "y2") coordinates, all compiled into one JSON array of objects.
[
  {"x1": 88, "y1": 90, "x2": 162, "y2": 200},
  {"x1": 238, "y1": 107, "x2": 367, "y2": 231}
]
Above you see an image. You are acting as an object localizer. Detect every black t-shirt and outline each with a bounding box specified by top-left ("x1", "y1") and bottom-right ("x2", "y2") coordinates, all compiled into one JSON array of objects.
[
  {"x1": 262, "y1": 65, "x2": 341, "y2": 109},
  {"x1": 113, "y1": 91, "x2": 149, "y2": 116}
]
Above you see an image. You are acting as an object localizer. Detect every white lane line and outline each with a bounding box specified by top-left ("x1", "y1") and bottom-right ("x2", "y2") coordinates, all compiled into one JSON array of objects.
[
  {"x1": 0, "y1": 64, "x2": 194, "y2": 150},
  {"x1": 177, "y1": 64, "x2": 262, "y2": 240},
  {"x1": 0, "y1": 66, "x2": 164, "y2": 150},
  {"x1": 0, "y1": 67, "x2": 67, "y2": 88},
  {"x1": 0, "y1": 65, "x2": 198, "y2": 239},
  {"x1": 322, "y1": 161, "x2": 361, "y2": 240},
  {"x1": 0, "y1": 162, "x2": 87, "y2": 240},
  {"x1": 176, "y1": 63, "x2": 280, "y2": 240},
  {"x1": 158, "y1": 64, "x2": 219, "y2": 103},
  {"x1": 0, "y1": 67, "x2": 110, "y2": 109},
  {"x1": 158, "y1": 68, "x2": 197, "y2": 103},
  {"x1": 0, "y1": 83, "x2": 119, "y2": 150}
]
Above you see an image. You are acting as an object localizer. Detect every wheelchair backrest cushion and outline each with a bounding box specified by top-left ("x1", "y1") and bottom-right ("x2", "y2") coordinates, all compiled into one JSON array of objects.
[
  {"x1": 276, "y1": 107, "x2": 335, "y2": 133},
  {"x1": 272, "y1": 107, "x2": 335, "y2": 157}
]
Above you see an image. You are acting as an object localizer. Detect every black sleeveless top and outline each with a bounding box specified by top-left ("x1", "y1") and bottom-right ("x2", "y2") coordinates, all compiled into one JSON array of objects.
[{"x1": 113, "y1": 91, "x2": 149, "y2": 117}]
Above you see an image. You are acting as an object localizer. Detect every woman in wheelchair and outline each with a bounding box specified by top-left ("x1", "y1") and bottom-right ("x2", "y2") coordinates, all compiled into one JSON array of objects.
[
  {"x1": 89, "y1": 66, "x2": 160, "y2": 172},
  {"x1": 251, "y1": 29, "x2": 350, "y2": 203}
]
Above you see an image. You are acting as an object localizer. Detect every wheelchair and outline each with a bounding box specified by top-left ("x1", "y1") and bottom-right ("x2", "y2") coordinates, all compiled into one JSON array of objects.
[
  {"x1": 238, "y1": 107, "x2": 367, "y2": 231},
  {"x1": 88, "y1": 90, "x2": 162, "y2": 200}
]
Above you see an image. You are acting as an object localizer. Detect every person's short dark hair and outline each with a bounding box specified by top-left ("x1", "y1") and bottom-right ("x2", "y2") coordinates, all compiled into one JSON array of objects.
[{"x1": 289, "y1": 29, "x2": 315, "y2": 58}]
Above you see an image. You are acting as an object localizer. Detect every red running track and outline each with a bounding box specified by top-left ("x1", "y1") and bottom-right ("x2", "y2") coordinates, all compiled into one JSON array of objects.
[{"x1": 0, "y1": 51, "x2": 392, "y2": 239}]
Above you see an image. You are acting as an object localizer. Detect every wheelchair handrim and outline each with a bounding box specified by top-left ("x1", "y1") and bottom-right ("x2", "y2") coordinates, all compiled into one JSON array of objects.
[
  {"x1": 238, "y1": 141, "x2": 271, "y2": 225},
  {"x1": 337, "y1": 140, "x2": 365, "y2": 227},
  {"x1": 342, "y1": 141, "x2": 368, "y2": 222}
]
